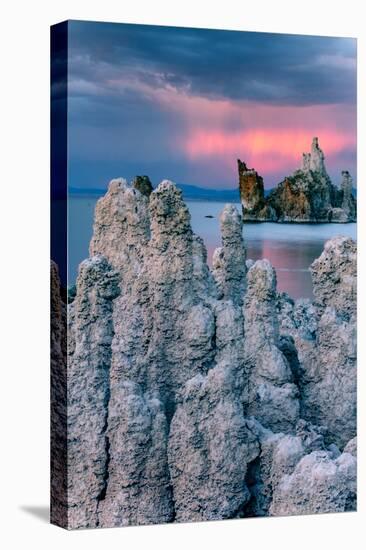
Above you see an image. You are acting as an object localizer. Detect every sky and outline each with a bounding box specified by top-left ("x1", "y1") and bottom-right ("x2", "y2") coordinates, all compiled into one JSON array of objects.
[{"x1": 66, "y1": 21, "x2": 357, "y2": 190}]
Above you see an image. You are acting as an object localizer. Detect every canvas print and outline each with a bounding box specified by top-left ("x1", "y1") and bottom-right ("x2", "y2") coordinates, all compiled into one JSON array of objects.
[{"x1": 50, "y1": 20, "x2": 357, "y2": 529}]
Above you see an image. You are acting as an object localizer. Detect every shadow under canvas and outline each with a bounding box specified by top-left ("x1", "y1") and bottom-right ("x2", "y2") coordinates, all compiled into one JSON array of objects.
[{"x1": 20, "y1": 506, "x2": 49, "y2": 523}]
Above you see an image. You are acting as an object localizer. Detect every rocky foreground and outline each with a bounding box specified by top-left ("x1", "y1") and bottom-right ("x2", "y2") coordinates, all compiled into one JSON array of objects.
[
  {"x1": 239, "y1": 137, "x2": 356, "y2": 223},
  {"x1": 51, "y1": 179, "x2": 357, "y2": 529}
]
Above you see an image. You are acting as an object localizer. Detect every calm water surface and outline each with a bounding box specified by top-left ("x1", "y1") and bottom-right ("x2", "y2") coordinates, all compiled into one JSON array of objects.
[{"x1": 68, "y1": 197, "x2": 356, "y2": 299}]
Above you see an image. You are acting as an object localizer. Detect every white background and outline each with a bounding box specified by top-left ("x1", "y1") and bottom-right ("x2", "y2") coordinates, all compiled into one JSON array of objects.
[{"x1": 0, "y1": 0, "x2": 365, "y2": 548}]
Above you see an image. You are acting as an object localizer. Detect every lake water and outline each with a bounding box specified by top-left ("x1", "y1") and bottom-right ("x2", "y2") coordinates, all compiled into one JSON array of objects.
[{"x1": 68, "y1": 197, "x2": 356, "y2": 299}]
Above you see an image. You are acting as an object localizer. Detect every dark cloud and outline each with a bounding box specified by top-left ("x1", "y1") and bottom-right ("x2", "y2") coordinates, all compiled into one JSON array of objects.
[
  {"x1": 68, "y1": 20, "x2": 356, "y2": 106},
  {"x1": 65, "y1": 21, "x2": 357, "y2": 190}
]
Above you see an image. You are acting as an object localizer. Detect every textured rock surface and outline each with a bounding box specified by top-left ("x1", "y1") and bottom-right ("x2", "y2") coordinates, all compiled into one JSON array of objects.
[
  {"x1": 243, "y1": 260, "x2": 300, "y2": 433},
  {"x1": 238, "y1": 159, "x2": 276, "y2": 221},
  {"x1": 344, "y1": 437, "x2": 357, "y2": 457},
  {"x1": 67, "y1": 256, "x2": 120, "y2": 529},
  {"x1": 140, "y1": 181, "x2": 217, "y2": 411},
  {"x1": 98, "y1": 382, "x2": 173, "y2": 527},
  {"x1": 304, "y1": 237, "x2": 356, "y2": 447},
  {"x1": 331, "y1": 171, "x2": 357, "y2": 222},
  {"x1": 245, "y1": 419, "x2": 326, "y2": 516},
  {"x1": 276, "y1": 237, "x2": 357, "y2": 448},
  {"x1": 270, "y1": 447, "x2": 356, "y2": 515},
  {"x1": 212, "y1": 204, "x2": 247, "y2": 304},
  {"x1": 90, "y1": 178, "x2": 150, "y2": 276},
  {"x1": 310, "y1": 236, "x2": 357, "y2": 319},
  {"x1": 91, "y1": 180, "x2": 217, "y2": 415},
  {"x1": 132, "y1": 175, "x2": 153, "y2": 197},
  {"x1": 239, "y1": 137, "x2": 356, "y2": 223},
  {"x1": 58, "y1": 178, "x2": 357, "y2": 529},
  {"x1": 50, "y1": 261, "x2": 68, "y2": 527},
  {"x1": 168, "y1": 364, "x2": 259, "y2": 522}
]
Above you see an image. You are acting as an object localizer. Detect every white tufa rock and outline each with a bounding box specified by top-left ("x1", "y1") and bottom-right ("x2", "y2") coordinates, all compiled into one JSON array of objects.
[{"x1": 59, "y1": 178, "x2": 357, "y2": 528}]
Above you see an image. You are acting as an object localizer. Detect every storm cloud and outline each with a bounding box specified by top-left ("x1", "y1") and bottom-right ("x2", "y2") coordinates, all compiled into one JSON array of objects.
[{"x1": 66, "y1": 20, "x2": 357, "y2": 189}]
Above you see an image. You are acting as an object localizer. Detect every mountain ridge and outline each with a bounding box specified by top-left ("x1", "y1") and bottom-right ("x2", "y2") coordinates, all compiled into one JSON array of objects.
[{"x1": 69, "y1": 183, "x2": 241, "y2": 202}]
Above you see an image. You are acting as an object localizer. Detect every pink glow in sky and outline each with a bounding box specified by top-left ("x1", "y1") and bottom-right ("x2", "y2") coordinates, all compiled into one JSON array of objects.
[
  {"x1": 68, "y1": 24, "x2": 357, "y2": 190},
  {"x1": 183, "y1": 127, "x2": 355, "y2": 173},
  {"x1": 149, "y1": 87, "x2": 356, "y2": 184}
]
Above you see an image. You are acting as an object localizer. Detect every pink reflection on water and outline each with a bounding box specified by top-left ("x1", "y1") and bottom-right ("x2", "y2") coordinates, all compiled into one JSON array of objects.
[{"x1": 205, "y1": 239, "x2": 321, "y2": 300}]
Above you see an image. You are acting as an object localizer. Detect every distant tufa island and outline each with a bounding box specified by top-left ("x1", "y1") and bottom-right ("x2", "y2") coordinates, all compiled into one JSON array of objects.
[{"x1": 238, "y1": 137, "x2": 356, "y2": 223}]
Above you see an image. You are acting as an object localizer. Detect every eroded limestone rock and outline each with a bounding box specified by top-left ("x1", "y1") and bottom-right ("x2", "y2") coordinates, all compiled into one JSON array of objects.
[
  {"x1": 212, "y1": 203, "x2": 246, "y2": 304},
  {"x1": 270, "y1": 448, "x2": 356, "y2": 515},
  {"x1": 310, "y1": 236, "x2": 356, "y2": 320},
  {"x1": 90, "y1": 180, "x2": 217, "y2": 415},
  {"x1": 50, "y1": 261, "x2": 67, "y2": 527},
  {"x1": 245, "y1": 419, "x2": 326, "y2": 516},
  {"x1": 238, "y1": 159, "x2": 276, "y2": 221},
  {"x1": 98, "y1": 382, "x2": 173, "y2": 527},
  {"x1": 168, "y1": 364, "x2": 259, "y2": 522},
  {"x1": 275, "y1": 237, "x2": 356, "y2": 448},
  {"x1": 62, "y1": 178, "x2": 356, "y2": 529},
  {"x1": 243, "y1": 260, "x2": 300, "y2": 433},
  {"x1": 67, "y1": 256, "x2": 120, "y2": 529},
  {"x1": 90, "y1": 178, "x2": 150, "y2": 276}
]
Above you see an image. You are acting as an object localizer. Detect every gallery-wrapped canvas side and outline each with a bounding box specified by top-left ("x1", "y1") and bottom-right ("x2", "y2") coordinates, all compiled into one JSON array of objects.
[{"x1": 50, "y1": 21, "x2": 68, "y2": 529}]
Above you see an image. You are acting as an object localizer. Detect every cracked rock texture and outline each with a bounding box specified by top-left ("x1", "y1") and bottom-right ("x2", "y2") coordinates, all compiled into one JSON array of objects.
[
  {"x1": 277, "y1": 236, "x2": 356, "y2": 448},
  {"x1": 50, "y1": 261, "x2": 68, "y2": 527},
  {"x1": 244, "y1": 419, "x2": 327, "y2": 516},
  {"x1": 212, "y1": 204, "x2": 247, "y2": 304},
  {"x1": 66, "y1": 256, "x2": 120, "y2": 529},
  {"x1": 98, "y1": 381, "x2": 173, "y2": 527},
  {"x1": 243, "y1": 260, "x2": 300, "y2": 433},
  {"x1": 270, "y1": 447, "x2": 356, "y2": 516},
  {"x1": 168, "y1": 364, "x2": 259, "y2": 522},
  {"x1": 51, "y1": 178, "x2": 357, "y2": 529}
]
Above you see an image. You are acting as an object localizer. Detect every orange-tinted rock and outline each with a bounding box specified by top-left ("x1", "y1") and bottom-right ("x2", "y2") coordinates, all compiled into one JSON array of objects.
[
  {"x1": 238, "y1": 160, "x2": 276, "y2": 221},
  {"x1": 238, "y1": 137, "x2": 357, "y2": 223}
]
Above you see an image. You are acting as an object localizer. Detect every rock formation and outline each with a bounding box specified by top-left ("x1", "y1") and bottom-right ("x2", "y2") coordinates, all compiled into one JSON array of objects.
[
  {"x1": 276, "y1": 236, "x2": 356, "y2": 448},
  {"x1": 239, "y1": 137, "x2": 356, "y2": 223},
  {"x1": 66, "y1": 256, "x2": 120, "y2": 529},
  {"x1": 98, "y1": 381, "x2": 173, "y2": 527},
  {"x1": 132, "y1": 175, "x2": 153, "y2": 197},
  {"x1": 238, "y1": 160, "x2": 276, "y2": 221},
  {"x1": 332, "y1": 170, "x2": 357, "y2": 222},
  {"x1": 244, "y1": 419, "x2": 327, "y2": 516},
  {"x1": 51, "y1": 177, "x2": 357, "y2": 529},
  {"x1": 168, "y1": 364, "x2": 260, "y2": 522},
  {"x1": 212, "y1": 204, "x2": 247, "y2": 304},
  {"x1": 243, "y1": 260, "x2": 300, "y2": 434},
  {"x1": 50, "y1": 261, "x2": 67, "y2": 527},
  {"x1": 270, "y1": 447, "x2": 356, "y2": 515}
]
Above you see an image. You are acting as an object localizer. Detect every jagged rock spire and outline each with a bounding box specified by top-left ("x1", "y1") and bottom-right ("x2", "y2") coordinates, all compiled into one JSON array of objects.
[
  {"x1": 301, "y1": 137, "x2": 326, "y2": 174},
  {"x1": 212, "y1": 204, "x2": 247, "y2": 305},
  {"x1": 243, "y1": 260, "x2": 300, "y2": 433},
  {"x1": 310, "y1": 136, "x2": 326, "y2": 173},
  {"x1": 238, "y1": 159, "x2": 266, "y2": 213}
]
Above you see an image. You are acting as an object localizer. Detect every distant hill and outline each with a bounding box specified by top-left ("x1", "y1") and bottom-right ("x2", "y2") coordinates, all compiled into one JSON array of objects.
[
  {"x1": 177, "y1": 184, "x2": 240, "y2": 202},
  {"x1": 68, "y1": 184, "x2": 356, "y2": 201},
  {"x1": 69, "y1": 184, "x2": 241, "y2": 202}
]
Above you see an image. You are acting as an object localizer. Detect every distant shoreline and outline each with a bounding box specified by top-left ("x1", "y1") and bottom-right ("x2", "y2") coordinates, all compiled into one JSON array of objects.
[
  {"x1": 69, "y1": 183, "x2": 242, "y2": 203},
  {"x1": 69, "y1": 193, "x2": 242, "y2": 204}
]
